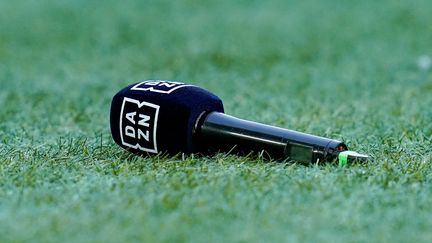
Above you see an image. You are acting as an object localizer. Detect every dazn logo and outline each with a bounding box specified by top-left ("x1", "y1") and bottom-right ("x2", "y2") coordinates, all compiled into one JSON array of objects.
[
  {"x1": 119, "y1": 97, "x2": 160, "y2": 153},
  {"x1": 131, "y1": 80, "x2": 192, "y2": 94}
]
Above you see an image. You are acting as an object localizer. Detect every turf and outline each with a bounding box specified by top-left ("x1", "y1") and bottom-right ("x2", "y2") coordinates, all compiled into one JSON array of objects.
[{"x1": 1, "y1": 0, "x2": 432, "y2": 242}]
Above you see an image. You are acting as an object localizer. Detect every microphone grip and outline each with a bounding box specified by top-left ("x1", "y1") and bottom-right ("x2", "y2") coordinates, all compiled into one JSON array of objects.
[{"x1": 195, "y1": 112, "x2": 347, "y2": 164}]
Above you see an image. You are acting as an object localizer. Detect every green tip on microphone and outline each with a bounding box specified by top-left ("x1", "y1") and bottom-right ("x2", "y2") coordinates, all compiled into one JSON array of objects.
[{"x1": 338, "y1": 151, "x2": 369, "y2": 166}]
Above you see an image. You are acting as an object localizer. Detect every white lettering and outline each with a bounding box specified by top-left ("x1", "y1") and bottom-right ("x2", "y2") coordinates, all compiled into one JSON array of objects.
[
  {"x1": 138, "y1": 114, "x2": 150, "y2": 127},
  {"x1": 138, "y1": 129, "x2": 150, "y2": 141},
  {"x1": 158, "y1": 82, "x2": 176, "y2": 88},
  {"x1": 126, "y1": 112, "x2": 136, "y2": 124},
  {"x1": 125, "y1": 126, "x2": 135, "y2": 138},
  {"x1": 147, "y1": 81, "x2": 160, "y2": 86}
]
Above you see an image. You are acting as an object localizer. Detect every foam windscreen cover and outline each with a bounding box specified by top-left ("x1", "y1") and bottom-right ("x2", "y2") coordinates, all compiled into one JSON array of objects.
[{"x1": 110, "y1": 80, "x2": 224, "y2": 155}]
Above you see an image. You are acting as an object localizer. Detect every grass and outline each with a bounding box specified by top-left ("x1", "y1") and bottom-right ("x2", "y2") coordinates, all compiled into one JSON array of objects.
[{"x1": 1, "y1": 0, "x2": 432, "y2": 242}]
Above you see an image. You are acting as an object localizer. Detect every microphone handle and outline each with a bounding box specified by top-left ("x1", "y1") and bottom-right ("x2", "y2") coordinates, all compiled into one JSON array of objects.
[{"x1": 195, "y1": 112, "x2": 347, "y2": 164}]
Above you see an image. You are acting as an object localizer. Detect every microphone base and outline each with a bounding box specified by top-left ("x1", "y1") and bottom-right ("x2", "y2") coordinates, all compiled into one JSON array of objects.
[{"x1": 195, "y1": 112, "x2": 348, "y2": 164}]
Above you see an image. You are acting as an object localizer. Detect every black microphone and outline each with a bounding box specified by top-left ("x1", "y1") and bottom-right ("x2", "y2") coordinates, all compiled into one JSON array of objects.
[{"x1": 110, "y1": 80, "x2": 368, "y2": 165}]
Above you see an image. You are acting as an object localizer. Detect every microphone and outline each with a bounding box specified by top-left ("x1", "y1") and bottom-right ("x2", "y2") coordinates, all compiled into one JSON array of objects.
[{"x1": 110, "y1": 80, "x2": 368, "y2": 165}]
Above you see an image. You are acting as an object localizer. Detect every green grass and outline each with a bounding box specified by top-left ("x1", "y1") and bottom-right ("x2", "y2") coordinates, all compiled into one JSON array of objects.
[{"x1": 1, "y1": 0, "x2": 432, "y2": 242}]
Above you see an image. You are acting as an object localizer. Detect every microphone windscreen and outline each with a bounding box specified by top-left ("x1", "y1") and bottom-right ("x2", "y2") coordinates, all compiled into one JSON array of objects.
[{"x1": 110, "y1": 80, "x2": 224, "y2": 155}]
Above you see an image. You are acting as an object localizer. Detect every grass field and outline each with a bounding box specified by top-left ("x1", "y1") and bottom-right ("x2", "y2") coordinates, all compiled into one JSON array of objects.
[{"x1": 1, "y1": 0, "x2": 432, "y2": 242}]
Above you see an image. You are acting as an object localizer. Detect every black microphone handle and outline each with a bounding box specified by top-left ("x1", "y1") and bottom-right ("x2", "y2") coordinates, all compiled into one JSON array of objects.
[{"x1": 194, "y1": 112, "x2": 348, "y2": 164}]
